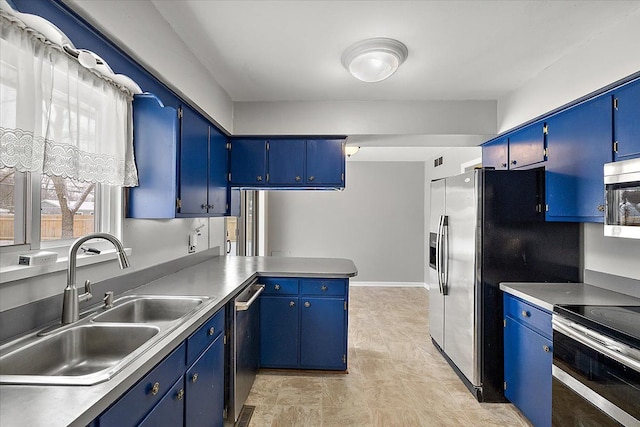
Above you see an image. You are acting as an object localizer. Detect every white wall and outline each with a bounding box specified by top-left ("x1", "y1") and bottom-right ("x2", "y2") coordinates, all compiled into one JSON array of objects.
[
  {"x1": 63, "y1": 0, "x2": 234, "y2": 133},
  {"x1": 0, "y1": 217, "x2": 226, "y2": 311},
  {"x1": 496, "y1": 8, "x2": 640, "y2": 284},
  {"x1": 267, "y1": 161, "x2": 425, "y2": 284},
  {"x1": 497, "y1": 8, "x2": 640, "y2": 133},
  {"x1": 234, "y1": 100, "x2": 496, "y2": 136}
]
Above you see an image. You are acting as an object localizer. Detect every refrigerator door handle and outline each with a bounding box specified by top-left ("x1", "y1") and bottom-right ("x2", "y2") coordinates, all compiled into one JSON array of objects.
[
  {"x1": 436, "y1": 215, "x2": 444, "y2": 294},
  {"x1": 441, "y1": 215, "x2": 449, "y2": 295}
]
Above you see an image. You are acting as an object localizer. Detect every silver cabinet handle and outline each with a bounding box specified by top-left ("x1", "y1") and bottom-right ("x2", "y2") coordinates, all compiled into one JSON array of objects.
[
  {"x1": 150, "y1": 382, "x2": 160, "y2": 396},
  {"x1": 543, "y1": 345, "x2": 550, "y2": 352},
  {"x1": 308, "y1": 176, "x2": 315, "y2": 181},
  {"x1": 177, "y1": 389, "x2": 184, "y2": 401},
  {"x1": 295, "y1": 176, "x2": 301, "y2": 182},
  {"x1": 208, "y1": 326, "x2": 215, "y2": 336},
  {"x1": 201, "y1": 204, "x2": 208, "y2": 209},
  {"x1": 304, "y1": 301, "x2": 311, "y2": 308},
  {"x1": 511, "y1": 160, "x2": 517, "y2": 165},
  {"x1": 235, "y1": 284, "x2": 265, "y2": 311},
  {"x1": 191, "y1": 373, "x2": 198, "y2": 383},
  {"x1": 597, "y1": 205, "x2": 605, "y2": 212},
  {"x1": 521, "y1": 310, "x2": 530, "y2": 318},
  {"x1": 321, "y1": 285, "x2": 328, "y2": 292},
  {"x1": 256, "y1": 175, "x2": 263, "y2": 181},
  {"x1": 274, "y1": 284, "x2": 281, "y2": 291},
  {"x1": 290, "y1": 301, "x2": 295, "y2": 307}
]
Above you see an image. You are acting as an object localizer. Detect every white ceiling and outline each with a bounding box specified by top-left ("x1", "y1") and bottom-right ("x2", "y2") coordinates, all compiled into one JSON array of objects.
[{"x1": 150, "y1": 0, "x2": 640, "y2": 103}]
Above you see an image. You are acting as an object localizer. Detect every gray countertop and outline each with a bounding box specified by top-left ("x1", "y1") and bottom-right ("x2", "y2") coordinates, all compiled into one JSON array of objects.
[
  {"x1": 500, "y1": 282, "x2": 640, "y2": 312},
  {"x1": 0, "y1": 256, "x2": 357, "y2": 427}
]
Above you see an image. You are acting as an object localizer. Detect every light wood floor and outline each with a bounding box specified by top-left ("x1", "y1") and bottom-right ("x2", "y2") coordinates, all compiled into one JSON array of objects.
[{"x1": 245, "y1": 286, "x2": 532, "y2": 426}]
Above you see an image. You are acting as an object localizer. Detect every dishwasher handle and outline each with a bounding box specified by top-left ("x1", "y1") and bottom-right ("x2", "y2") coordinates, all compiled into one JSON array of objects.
[{"x1": 235, "y1": 284, "x2": 265, "y2": 311}]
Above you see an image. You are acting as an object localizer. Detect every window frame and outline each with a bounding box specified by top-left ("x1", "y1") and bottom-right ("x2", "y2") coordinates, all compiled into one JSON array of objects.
[{"x1": 0, "y1": 170, "x2": 123, "y2": 274}]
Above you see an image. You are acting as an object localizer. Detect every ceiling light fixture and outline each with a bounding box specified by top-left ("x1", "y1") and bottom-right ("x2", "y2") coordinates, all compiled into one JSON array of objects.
[{"x1": 341, "y1": 38, "x2": 408, "y2": 83}]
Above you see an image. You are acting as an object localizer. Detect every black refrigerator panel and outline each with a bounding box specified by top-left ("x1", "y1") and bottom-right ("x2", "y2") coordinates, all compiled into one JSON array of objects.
[{"x1": 476, "y1": 168, "x2": 581, "y2": 402}]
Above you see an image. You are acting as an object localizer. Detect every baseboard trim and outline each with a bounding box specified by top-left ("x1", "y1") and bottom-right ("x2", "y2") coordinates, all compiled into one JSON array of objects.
[{"x1": 350, "y1": 281, "x2": 428, "y2": 289}]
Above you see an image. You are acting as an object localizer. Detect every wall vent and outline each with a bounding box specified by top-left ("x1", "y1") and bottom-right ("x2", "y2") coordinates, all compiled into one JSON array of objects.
[{"x1": 434, "y1": 157, "x2": 443, "y2": 167}]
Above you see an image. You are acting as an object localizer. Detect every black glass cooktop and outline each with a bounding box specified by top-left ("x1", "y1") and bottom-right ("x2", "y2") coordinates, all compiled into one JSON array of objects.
[{"x1": 554, "y1": 305, "x2": 640, "y2": 349}]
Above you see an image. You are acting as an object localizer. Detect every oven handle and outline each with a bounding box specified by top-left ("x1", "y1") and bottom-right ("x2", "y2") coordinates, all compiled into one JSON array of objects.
[
  {"x1": 235, "y1": 285, "x2": 265, "y2": 311},
  {"x1": 552, "y1": 365, "x2": 639, "y2": 426},
  {"x1": 552, "y1": 317, "x2": 640, "y2": 372}
]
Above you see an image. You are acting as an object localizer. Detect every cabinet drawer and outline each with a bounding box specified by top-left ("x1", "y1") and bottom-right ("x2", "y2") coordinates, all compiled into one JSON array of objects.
[
  {"x1": 187, "y1": 309, "x2": 224, "y2": 365},
  {"x1": 260, "y1": 277, "x2": 299, "y2": 295},
  {"x1": 300, "y1": 279, "x2": 346, "y2": 296},
  {"x1": 504, "y1": 294, "x2": 552, "y2": 339},
  {"x1": 100, "y1": 342, "x2": 186, "y2": 427}
]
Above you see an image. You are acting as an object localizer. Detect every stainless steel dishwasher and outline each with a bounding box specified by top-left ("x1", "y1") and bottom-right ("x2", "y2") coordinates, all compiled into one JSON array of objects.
[{"x1": 227, "y1": 281, "x2": 264, "y2": 423}]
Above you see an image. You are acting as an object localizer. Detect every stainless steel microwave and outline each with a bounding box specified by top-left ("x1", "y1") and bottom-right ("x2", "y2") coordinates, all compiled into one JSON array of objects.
[{"x1": 604, "y1": 157, "x2": 640, "y2": 239}]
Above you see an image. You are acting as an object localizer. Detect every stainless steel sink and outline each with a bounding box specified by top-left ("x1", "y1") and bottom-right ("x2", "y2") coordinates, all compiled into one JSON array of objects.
[
  {"x1": 92, "y1": 296, "x2": 204, "y2": 324},
  {"x1": 0, "y1": 324, "x2": 159, "y2": 385},
  {"x1": 0, "y1": 294, "x2": 212, "y2": 385}
]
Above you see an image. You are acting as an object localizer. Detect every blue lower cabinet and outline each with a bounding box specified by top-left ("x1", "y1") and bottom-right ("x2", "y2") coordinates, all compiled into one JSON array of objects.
[
  {"x1": 97, "y1": 309, "x2": 225, "y2": 426},
  {"x1": 138, "y1": 377, "x2": 185, "y2": 427},
  {"x1": 260, "y1": 296, "x2": 299, "y2": 368},
  {"x1": 260, "y1": 278, "x2": 348, "y2": 370},
  {"x1": 300, "y1": 298, "x2": 347, "y2": 370},
  {"x1": 185, "y1": 334, "x2": 224, "y2": 427},
  {"x1": 503, "y1": 294, "x2": 552, "y2": 427},
  {"x1": 99, "y1": 343, "x2": 187, "y2": 427}
]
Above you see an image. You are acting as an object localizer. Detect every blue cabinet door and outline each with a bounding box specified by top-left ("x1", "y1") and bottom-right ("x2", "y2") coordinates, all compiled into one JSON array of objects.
[
  {"x1": 504, "y1": 316, "x2": 552, "y2": 427},
  {"x1": 208, "y1": 126, "x2": 229, "y2": 215},
  {"x1": 306, "y1": 139, "x2": 345, "y2": 185},
  {"x1": 230, "y1": 139, "x2": 267, "y2": 185},
  {"x1": 260, "y1": 296, "x2": 299, "y2": 368},
  {"x1": 179, "y1": 106, "x2": 209, "y2": 215},
  {"x1": 185, "y1": 334, "x2": 224, "y2": 427},
  {"x1": 138, "y1": 377, "x2": 185, "y2": 427},
  {"x1": 508, "y1": 123, "x2": 546, "y2": 169},
  {"x1": 128, "y1": 94, "x2": 179, "y2": 219},
  {"x1": 613, "y1": 79, "x2": 640, "y2": 160},
  {"x1": 300, "y1": 297, "x2": 346, "y2": 370},
  {"x1": 482, "y1": 137, "x2": 509, "y2": 170},
  {"x1": 545, "y1": 96, "x2": 612, "y2": 222},
  {"x1": 268, "y1": 139, "x2": 305, "y2": 185}
]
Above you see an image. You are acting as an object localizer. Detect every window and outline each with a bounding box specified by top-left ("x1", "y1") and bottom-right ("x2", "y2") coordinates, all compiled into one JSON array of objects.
[{"x1": 0, "y1": 167, "x2": 121, "y2": 250}]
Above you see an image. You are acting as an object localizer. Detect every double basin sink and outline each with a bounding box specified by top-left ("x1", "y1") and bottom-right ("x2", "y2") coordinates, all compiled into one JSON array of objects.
[{"x1": 0, "y1": 295, "x2": 211, "y2": 386}]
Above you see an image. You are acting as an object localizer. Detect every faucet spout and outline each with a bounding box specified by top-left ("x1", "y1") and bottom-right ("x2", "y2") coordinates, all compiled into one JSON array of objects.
[{"x1": 61, "y1": 233, "x2": 130, "y2": 324}]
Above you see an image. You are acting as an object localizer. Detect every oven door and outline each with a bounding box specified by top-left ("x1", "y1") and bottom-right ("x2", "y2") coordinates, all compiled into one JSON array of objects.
[{"x1": 552, "y1": 316, "x2": 640, "y2": 426}]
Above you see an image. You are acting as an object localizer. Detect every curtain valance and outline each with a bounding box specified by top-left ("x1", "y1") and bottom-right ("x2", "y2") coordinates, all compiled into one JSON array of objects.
[{"x1": 0, "y1": 3, "x2": 140, "y2": 187}]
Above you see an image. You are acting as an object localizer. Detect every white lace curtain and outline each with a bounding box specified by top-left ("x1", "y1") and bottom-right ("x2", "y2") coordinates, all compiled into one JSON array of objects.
[{"x1": 0, "y1": 9, "x2": 138, "y2": 187}]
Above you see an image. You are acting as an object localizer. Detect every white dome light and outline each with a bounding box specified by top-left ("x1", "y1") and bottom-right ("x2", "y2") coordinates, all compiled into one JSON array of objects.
[{"x1": 341, "y1": 38, "x2": 408, "y2": 83}]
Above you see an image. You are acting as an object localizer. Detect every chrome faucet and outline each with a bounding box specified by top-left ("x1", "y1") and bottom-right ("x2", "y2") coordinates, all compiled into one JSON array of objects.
[{"x1": 61, "y1": 233, "x2": 130, "y2": 324}]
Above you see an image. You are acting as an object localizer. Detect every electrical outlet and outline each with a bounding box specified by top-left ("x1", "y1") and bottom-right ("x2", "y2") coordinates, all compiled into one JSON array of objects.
[{"x1": 188, "y1": 233, "x2": 197, "y2": 253}]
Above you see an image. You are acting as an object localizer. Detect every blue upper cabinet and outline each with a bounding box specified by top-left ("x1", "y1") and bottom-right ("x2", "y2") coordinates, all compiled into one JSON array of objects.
[
  {"x1": 230, "y1": 138, "x2": 345, "y2": 189},
  {"x1": 613, "y1": 79, "x2": 640, "y2": 161},
  {"x1": 545, "y1": 95, "x2": 612, "y2": 222},
  {"x1": 306, "y1": 139, "x2": 345, "y2": 185},
  {"x1": 508, "y1": 122, "x2": 546, "y2": 169},
  {"x1": 268, "y1": 139, "x2": 305, "y2": 185},
  {"x1": 208, "y1": 127, "x2": 230, "y2": 215},
  {"x1": 128, "y1": 94, "x2": 179, "y2": 219},
  {"x1": 179, "y1": 106, "x2": 210, "y2": 215},
  {"x1": 229, "y1": 139, "x2": 268, "y2": 186},
  {"x1": 482, "y1": 137, "x2": 509, "y2": 170},
  {"x1": 128, "y1": 96, "x2": 230, "y2": 218}
]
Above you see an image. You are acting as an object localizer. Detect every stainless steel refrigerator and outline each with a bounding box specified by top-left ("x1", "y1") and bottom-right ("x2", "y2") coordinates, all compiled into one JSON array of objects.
[{"x1": 429, "y1": 168, "x2": 580, "y2": 402}]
